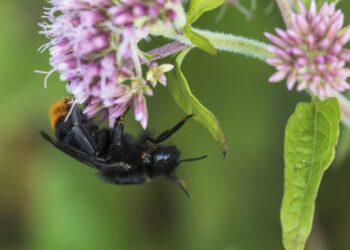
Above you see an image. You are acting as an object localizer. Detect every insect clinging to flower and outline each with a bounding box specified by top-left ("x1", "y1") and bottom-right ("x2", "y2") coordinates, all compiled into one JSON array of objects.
[{"x1": 41, "y1": 99, "x2": 207, "y2": 197}]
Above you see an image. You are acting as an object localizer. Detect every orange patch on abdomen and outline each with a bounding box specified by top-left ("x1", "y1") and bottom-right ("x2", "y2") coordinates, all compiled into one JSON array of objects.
[{"x1": 49, "y1": 99, "x2": 70, "y2": 129}]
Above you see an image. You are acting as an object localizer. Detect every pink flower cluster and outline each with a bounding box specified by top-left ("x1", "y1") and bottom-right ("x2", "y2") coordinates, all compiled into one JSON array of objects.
[
  {"x1": 265, "y1": 0, "x2": 350, "y2": 97},
  {"x1": 110, "y1": 0, "x2": 180, "y2": 28},
  {"x1": 39, "y1": 0, "x2": 181, "y2": 128}
]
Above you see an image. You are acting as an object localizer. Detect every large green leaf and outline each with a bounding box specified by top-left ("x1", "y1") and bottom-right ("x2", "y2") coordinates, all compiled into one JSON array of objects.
[
  {"x1": 281, "y1": 98, "x2": 341, "y2": 250},
  {"x1": 167, "y1": 49, "x2": 227, "y2": 157},
  {"x1": 186, "y1": 0, "x2": 225, "y2": 25}
]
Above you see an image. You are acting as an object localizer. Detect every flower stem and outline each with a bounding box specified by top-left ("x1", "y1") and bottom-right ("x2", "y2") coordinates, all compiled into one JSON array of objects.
[
  {"x1": 150, "y1": 26, "x2": 272, "y2": 60},
  {"x1": 147, "y1": 42, "x2": 188, "y2": 61},
  {"x1": 194, "y1": 29, "x2": 271, "y2": 60},
  {"x1": 330, "y1": 90, "x2": 350, "y2": 128},
  {"x1": 275, "y1": 0, "x2": 293, "y2": 27}
]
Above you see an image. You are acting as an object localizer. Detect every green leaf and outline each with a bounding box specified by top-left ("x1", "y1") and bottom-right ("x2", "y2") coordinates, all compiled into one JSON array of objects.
[
  {"x1": 167, "y1": 48, "x2": 227, "y2": 157},
  {"x1": 184, "y1": 25, "x2": 217, "y2": 55},
  {"x1": 186, "y1": 0, "x2": 225, "y2": 25},
  {"x1": 281, "y1": 98, "x2": 341, "y2": 250}
]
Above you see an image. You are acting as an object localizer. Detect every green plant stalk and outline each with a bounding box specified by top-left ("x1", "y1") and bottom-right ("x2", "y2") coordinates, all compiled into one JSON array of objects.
[
  {"x1": 149, "y1": 25, "x2": 272, "y2": 60},
  {"x1": 276, "y1": 0, "x2": 293, "y2": 27},
  {"x1": 330, "y1": 90, "x2": 350, "y2": 128}
]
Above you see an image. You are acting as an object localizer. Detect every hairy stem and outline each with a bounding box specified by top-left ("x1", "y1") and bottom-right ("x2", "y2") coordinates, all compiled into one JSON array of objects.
[
  {"x1": 194, "y1": 29, "x2": 271, "y2": 60},
  {"x1": 275, "y1": 0, "x2": 293, "y2": 27},
  {"x1": 150, "y1": 26, "x2": 271, "y2": 60}
]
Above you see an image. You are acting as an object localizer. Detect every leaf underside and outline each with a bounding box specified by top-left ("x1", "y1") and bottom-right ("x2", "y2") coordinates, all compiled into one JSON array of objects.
[{"x1": 167, "y1": 49, "x2": 227, "y2": 157}]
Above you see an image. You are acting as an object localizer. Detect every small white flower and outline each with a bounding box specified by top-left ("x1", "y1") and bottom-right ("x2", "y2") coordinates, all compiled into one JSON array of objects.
[{"x1": 146, "y1": 63, "x2": 175, "y2": 87}]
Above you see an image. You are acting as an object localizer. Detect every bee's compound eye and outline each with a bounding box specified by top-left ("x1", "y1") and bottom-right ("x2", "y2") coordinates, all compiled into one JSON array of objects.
[{"x1": 154, "y1": 153, "x2": 171, "y2": 163}]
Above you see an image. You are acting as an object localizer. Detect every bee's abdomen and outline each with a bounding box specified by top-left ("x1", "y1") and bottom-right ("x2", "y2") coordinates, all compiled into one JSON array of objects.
[{"x1": 99, "y1": 168, "x2": 122, "y2": 184}]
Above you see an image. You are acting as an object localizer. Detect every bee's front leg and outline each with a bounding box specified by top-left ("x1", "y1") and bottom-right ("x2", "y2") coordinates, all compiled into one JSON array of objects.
[{"x1": 145, "y1": 115, "x2": 193, "y2": 144}]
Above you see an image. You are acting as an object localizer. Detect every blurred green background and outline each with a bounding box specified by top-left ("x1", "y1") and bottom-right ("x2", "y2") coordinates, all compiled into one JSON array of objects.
[{"x1": 1, "y1": 1, "x2": 350, "y2": 250}]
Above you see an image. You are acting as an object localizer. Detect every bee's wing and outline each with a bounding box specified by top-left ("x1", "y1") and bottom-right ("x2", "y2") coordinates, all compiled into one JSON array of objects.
[
  {"x1": 40, "y1": 131, "x2": 132, "y2": 171},
  {"x1": 40, "y1": 131, "x2": 105, "y2": 169}
]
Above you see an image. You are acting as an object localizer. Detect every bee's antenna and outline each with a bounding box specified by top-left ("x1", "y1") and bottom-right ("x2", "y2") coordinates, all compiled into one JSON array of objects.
[
  {"x1": 179, "y1": 155, "x2": 207, "y2": 163},
  {"x1": 167, "y1": 174, "x2": 190, "y2": 198}
]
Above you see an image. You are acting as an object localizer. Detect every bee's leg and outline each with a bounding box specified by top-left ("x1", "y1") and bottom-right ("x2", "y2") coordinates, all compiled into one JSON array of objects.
[
  {"x1": 146, "y1": 115, "x2": 193, "y2": 144},
  {"x1": 69, "y1": 103, "x2": 84, "y2": 125},
  {"x1": 95, "y1": 129, "x2": 110, "y2": 156},
  {"x1": 54, "y1": 104, "x2": 80, "y2": 140},
  {"x1": 106, "y1": 118, "x2": 124, "y2": 158},
  {"x1": 62, "y1": 126, "x2": 97, "y2": 155},
  {"x1": 62, "y1": 105, "x2": 98, "y2": 155}
]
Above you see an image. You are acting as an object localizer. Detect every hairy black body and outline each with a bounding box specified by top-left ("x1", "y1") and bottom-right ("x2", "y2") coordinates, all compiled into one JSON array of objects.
[{"x1": 41, "y1": 104, "x2": 206, "y2": 197}]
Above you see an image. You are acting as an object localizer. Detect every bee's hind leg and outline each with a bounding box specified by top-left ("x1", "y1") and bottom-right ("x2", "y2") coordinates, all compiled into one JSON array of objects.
[
  {"x1": 106, "y1": 117, "x2": 125, "y2": 158},
  {"x1": 61, "y1": 105, "x2": 98, "y2": 155},
  {"x1": 61, "y1": 126, "x2": 97, "y2": 155},
  {"x1": 95, "y1": 128, "x2": 110, "y2": 156}
]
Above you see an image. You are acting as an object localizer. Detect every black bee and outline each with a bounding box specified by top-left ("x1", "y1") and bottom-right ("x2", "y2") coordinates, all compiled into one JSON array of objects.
[{"x1": 40, "y1": 99, "x2": 207, "y2": 197}]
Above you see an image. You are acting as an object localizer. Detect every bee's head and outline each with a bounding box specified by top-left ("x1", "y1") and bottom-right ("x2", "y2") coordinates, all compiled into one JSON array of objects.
[
  {"x1": 152, "y1": 145, "x2": 180, "y2": 175},
  {"x1": 152, "y1": 146, "x2": 207, "y2": 198}
]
